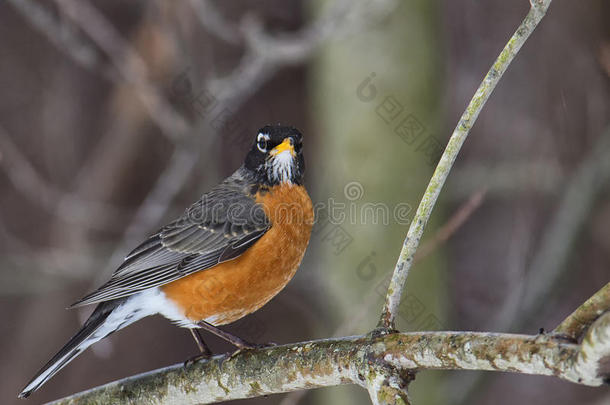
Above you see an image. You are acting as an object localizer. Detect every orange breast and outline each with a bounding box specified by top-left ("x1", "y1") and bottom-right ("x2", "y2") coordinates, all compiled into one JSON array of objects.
[{"x1": 161, "y1": 183, "x2": 313, "y2": 325}]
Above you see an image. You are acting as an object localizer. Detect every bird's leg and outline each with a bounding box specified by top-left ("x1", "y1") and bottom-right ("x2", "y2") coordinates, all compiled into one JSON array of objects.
[
  {"x1": 184, "y1": 328, "x2": 213, "y2": 367},
  {"x1": 196, "y1": 320, "x2": 258, "y2": 349},
  {"x1": 190, "y1": 328, "x2": 212, "y2": 355}
]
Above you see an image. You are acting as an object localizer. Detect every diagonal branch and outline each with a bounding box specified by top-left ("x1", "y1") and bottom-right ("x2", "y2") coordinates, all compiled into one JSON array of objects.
[
  {"x1": 208, "y1": 0, "x2": 395, "y2": 110},
  {"x1": 379, "y1": 0, "x2": 553, "y2": 329},
  {"x1": 6, "y1": 0, "x2": 116, "y2": 80},
  {"x1": 53, "y1": 0, "x2": 190, "y2": 140},
  {"x1": 555, "y1": 283, "x2": 610, "y2": 342},
  {"x1": 0, "y1": 124, "x2": 129, "y2": 230},
  {"x1": 187, "y1": 0, "x2": 242, "y2": 45},
  {"x1": 520, "y1": 127, "x2": 610, "y2": 320}
]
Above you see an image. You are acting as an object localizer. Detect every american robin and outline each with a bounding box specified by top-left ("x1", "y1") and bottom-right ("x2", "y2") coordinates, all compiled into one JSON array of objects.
[{"x1": 19, "y1": 125, "x2": 313, "y2": 398}]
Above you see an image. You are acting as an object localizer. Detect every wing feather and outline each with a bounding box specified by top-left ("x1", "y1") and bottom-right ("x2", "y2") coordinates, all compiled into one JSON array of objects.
[{"x1": 70, "y1": 168, "x2": 269, "y2": 308}]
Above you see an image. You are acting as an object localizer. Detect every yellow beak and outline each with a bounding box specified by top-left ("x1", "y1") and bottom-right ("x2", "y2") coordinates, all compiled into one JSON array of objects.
[{"x1": 270, "y1": 138, "x2": 295, "y2": 157}]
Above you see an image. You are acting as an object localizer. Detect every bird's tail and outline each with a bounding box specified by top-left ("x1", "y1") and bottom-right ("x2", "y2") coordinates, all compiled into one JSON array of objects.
[{"x1": 18, "y1": 300, "x2": 123, "y2": 399}]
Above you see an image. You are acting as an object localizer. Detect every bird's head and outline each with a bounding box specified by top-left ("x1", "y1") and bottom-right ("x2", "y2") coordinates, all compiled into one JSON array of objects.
[{"x1": 244, "y1": 125, "x2": 305, "y2": 186}]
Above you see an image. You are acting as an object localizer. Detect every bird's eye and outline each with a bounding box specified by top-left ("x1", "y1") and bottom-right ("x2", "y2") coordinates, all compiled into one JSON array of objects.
[
  {"x1": 257, "y1": 134, "x2": 269, "y2": 153},
  {"x1": 257, "y1": 139, "x2": 268, "y2": 153}
]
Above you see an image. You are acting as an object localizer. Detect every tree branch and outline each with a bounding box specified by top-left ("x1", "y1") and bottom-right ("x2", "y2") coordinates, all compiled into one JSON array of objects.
[
  {"x1": 555, "y1": 283, "x2": 610, "y2": 342},
  {"x1": 365, "y1": 360, "x2": 413, "y2": 405},
  {"x1": 0, "y1": 124, "x2": 130, "y2": 230},
  {"x1": 6, "y1": 0, "x2": 115, "y2": 80},
  {"x1": 572, "y1": 311, "x2": 610, "y2": 385},
  {"x1": 48, "y1": 310, "x2": 609, "y2": 405},
  {"x1": 378, "y1": 0, "x2": 553, "y2": 329},
  {"x1": 53, "y1": 0, "x2": 190, "y2": 140},
  {"x1": 521, "y1": 127, "x2": 610, "y2": 320},
  {"x1": 208, "y1": 0, "x2": 395, "y2": 109}
]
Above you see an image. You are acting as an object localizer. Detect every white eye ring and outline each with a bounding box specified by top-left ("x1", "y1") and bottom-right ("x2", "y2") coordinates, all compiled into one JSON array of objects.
[{"x1": 257, "y1": 133, "x2": 270, "y2": 153}]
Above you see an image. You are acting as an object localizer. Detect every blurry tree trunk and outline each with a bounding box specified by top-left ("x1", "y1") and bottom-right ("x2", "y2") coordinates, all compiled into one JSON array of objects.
[{"x1": 310, "y1": 0, "x2": 445, "y2": 403}]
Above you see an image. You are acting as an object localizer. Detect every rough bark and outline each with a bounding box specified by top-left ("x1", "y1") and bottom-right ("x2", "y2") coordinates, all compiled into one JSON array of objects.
[{"x1": 49, "y1": 307, "x2": 610, "y2": 404}]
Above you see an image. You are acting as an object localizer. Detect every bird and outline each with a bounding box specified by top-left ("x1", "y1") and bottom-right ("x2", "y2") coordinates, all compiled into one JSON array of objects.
[{"x1": 19, "y1": 125, "x2": 314, "y2": 398}]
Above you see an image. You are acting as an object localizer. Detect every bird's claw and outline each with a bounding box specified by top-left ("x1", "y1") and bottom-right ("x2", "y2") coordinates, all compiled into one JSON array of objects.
[
  {"x1": 229, "y1": 341, "x2": 277, "y2": 359},
  {"x1": 183, "y1": 352, "x2": 212, "y2": 368}
]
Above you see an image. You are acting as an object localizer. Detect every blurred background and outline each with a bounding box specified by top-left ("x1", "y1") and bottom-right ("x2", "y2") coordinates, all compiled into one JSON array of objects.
[{"x1": 0, "y1": 0, "x2": 609, "y2": 404}]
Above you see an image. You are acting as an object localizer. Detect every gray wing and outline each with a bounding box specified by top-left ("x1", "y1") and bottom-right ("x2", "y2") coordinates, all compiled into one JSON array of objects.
[{"x1": 70, "y1": 169, "x2": 269, "y2": 307}]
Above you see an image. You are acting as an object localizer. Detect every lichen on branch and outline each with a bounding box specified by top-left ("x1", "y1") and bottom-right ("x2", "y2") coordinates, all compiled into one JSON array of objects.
[{"x1": 49, "y1": 319, "x2": 610, "y2": 405}]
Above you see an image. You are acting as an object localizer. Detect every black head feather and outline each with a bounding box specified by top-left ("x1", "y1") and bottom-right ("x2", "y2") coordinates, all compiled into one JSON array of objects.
[{"x1": 244, "y1": 125, "x2": 305, "y2": 186}]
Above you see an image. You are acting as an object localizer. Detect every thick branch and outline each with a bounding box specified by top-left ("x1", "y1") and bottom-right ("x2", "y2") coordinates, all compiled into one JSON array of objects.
[
  {"x1": 365, "y1": 360, "x2": 413, "y2": 405},
  {"x1": 572, "y1": 312, "x2": 610, "y2": 384},
  {"x1": 49, "y1": 326, "x2": 607, "y2": 405},
  {"x1": 379, "y1": 0, "x2": 553, "y2": 328}
]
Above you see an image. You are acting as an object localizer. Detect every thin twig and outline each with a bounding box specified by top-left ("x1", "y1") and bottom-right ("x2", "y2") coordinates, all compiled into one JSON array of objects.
[
  {"x1": 521, "y1": 127, "x2": 610, "y2": 318},
  {"x1": 54, "y1": 0, "x2": 190, "y2": 140},
  {"x1": 379, "y1": 0, "x2": 553, "y2": 329},
  {"x1": 209, "y1": 0, "x2": 396, "y2": 108},
  {"x1": 93, "y1": 145, "x2": 202, "y2": 285},
  {"x1": 413, "y1": 190, "x2": 486, "y2": 260},
  {"x1": 0, "y1": 124, "x2": 129, "y2": 230},
  {"x1": 6, "y1": 0, "x2": 115, "y2": 80},
  {"x1": 81, "y1": 0, "x2": 401, "y2": 288},
  {"x1": 187, "y1": 0, "x2": 242, "y2": 45},
  {"x1": 334, "y1": 190, "x2": 486, "y2": 338}
]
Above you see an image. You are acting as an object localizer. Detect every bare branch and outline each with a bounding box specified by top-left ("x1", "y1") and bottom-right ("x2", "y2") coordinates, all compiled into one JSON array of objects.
[
  {"x1": 48, "y1": 319, "x2": 608, "y2": 405},
  {"x1": 93, "y1": 145, "x2": 203, "y2": 286},
  {"x1": 413, "y1": 190, "x2": 486, "y2": 261},
  {"x1": 6, "y1": 0, "x2": 115, "y2": 80},
  {"x1": 187, "y1": 0, "x2": 241, "y2": 45},
  {"x1": 365, "y1": 361, "x2": 413, "y2": 405},
  {"x1": 521, "y1": 127, "x2": 610, "y2": 317},
  {"x1": 209, "y1": 0, "x2": 396, "y2": 108},
  {"x1": 555, "y1": 283, "x2": 610, "y2": 341},
  {"x1": 0, "y1": 124, "x2": 129, "y2": 230},
  {"x1": 54, "y1": 0, "x2": 190, "y2": 140},
  {"x1": 572, "y1": 311, "x2": 610, "y2": 384},
  {"x1": 379, "y1": 0, "x2": 553, "y2": 329}
]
